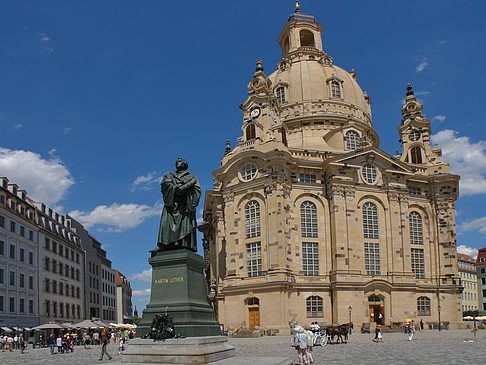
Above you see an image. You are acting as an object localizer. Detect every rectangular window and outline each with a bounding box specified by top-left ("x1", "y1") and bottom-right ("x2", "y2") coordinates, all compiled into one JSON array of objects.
[
  {"x1": 52, "y1": 260, "x2": 57, "y2": 273},
  {"x1": 53, "y1": 302, "x2": 57, "y2": 317},
  {"x1": 306, "y1": 296, "x2": 323, "y2": 318},
  {"x1": 52, "y1": 280, "x2": 57, "y2": 294},
  {"x1": 0, "y1": 296, "x2": 3, "y2": 311},
  {"x1": 29, "y1": 275, "x2": 34, "y2": 290},
  {"x1": 0, "y1": 240, "x2": 4, "y2": 255},
  {"x1": 59, "y1": 303, "x2": 63, "y2": 317},
  {"x1": 76, "y1": 253, "x2": 79, "y2": 264},
  {"x1": 411, "y1": 248, "x2": 425, "y2": 279},
  {"x1": 10, "y1": 221, "x2": 15, "y2": 233},
  {"x1": 45, "y1": 279, "x2": 50, "y2": 292},
  {"x1": 0, "y1": 215, "x2": 4, "y2": 227},
  {"x1": 408, "y1": 186, "x2": 422, "y2": 196},
  {"x1": 9, "y1": 244, "x2": 15, "y2": 259},
  {"x1": 29, "y1": 299, "x2": 33, "y2": 314},
  {"x1": 364, "y1": 242, "x2": 380, "y2": 275},
  {"x1": 59, "y1": 245, "x2": 63, "y2": 256},
  {"x1": 19, "y1": 298, "x2": 25, "y2": 313},
  {"x1": 10, "y1": 297, "x2": 15, "y2": 312},
  {"x1": 59, "y1": 282, "x2": 63, "y2": 295},
  {"x1": 29, "y1": 251, "x2": 33, "y2": 265},
  {"x1": 65, "y1": 265, "x2": 69, "y2": 277},
  {"x1": 9, "y1": 271, "x2": 15, "y2": 286},
  {"x1": 299, "y1": 174, "x2": 317, "y2": 183},
  {"x1": 20, "y1": 248, "x2": 25, "y2": 262},
  {"x1": 44, "y1": 257, "x2": 50, "y2": 271},
  {"x1": 44, "y1": 238, "x2": 50, "y2": 250},
  {"x1": 20, "y1": 226, "x2": 25, "y2": 237},
  {"x1": 20, "y1": 273, "x2": 25, "y2": 288},
  {"x1": 29, "y1": 230, "x2": 33, "y2": 241},
  {"x1": 0, "y1": 268, "x2": 3, "y2": 284},
  {"x1": 246, "y1": 242, "x2": 262, "y2": 277},
  {"x1": 52, "y1": 241, "x2": 57, "y2": 253},
  {"x1": 302, "y1": 242, "x2": 319, "y2": 276}
]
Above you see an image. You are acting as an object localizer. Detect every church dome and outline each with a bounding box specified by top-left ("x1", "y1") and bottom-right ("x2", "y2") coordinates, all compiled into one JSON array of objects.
[{"x1": 268, "y1": 60, "x2": 372, "y2": 125}]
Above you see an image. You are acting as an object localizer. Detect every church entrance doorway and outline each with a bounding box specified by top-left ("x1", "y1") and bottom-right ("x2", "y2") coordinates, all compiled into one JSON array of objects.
[
  {"x1": 249, "y1": 307, "x2": 260, "y2": 329},
  {"x1": 368, "y1": 295, "x2": 384, "y2": 324}
]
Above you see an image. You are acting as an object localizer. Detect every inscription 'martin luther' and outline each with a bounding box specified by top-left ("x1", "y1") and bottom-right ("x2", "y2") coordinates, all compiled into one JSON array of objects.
[{"x1": 154, "y1": 276, "x2": 184, "y2": 285}]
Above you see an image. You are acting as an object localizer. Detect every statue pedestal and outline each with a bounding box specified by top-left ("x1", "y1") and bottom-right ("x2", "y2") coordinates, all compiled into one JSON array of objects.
[
  {"x1": 136, "y1": 249, "x2": 221, "y2": 338},
  {"x1": 121, "y1": 336, "x2": 235, "y2": 364}
]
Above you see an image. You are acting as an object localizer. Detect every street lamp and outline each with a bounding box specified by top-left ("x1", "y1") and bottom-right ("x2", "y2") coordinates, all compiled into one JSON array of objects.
[
  {"x1": 438, "y1": 305, "x2": 442, "y2": 331},
  {"x1": 348, "y1": 306, "x2": 352, "y2": 335}
]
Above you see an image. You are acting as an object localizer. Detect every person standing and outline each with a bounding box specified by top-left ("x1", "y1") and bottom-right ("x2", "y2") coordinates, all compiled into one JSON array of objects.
[
  {"x1": 420, "y1": 319, "x2": 424, "y2": 331},
  {"x1": 99, "y1": 333, "x2": 112, "y2": 361},
  {"x1": 7, "y1": 335, "x2": 13, "y2": 351},
  {"x1": 56, "y1": 335, "x2": 63, "y2": 353},
  {"x1": 48, "y1": 334, "x2": 55, "y2": 355}
]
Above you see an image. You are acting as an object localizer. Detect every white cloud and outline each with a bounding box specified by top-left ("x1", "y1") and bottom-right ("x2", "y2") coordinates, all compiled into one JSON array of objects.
[
  {"x1": 129, "y1": 268, "x2": 152, "y2": 282},
  {"x1": 439, "y1": 40, "x2": 447, "y2": 45},
  {"x1": 458, "y1": 216, "x2": 486, "y2": 235},
  {"x1": 416, "y1": 59, "x2": 428, "y2": 72},
  {"x1": 131, "y1": 171, "x2": 162, "y2": 191},
  {"x1": 431, "y1": 129, "x2": 486, "y2": 195},
  {"x1": 132, "y1": 288, "x2": 151, "y2": 297},
  {"x1": 37, "y1": 32, "x2": 51, "y2": 41},
  {"x1": 69, "y1": 201, "x2": 162, "y2": 232},
  {"x1": 432, "y1": 115, "x2": 446, "y2": 123},
  {"x1": 456, "y1": 244, "x2": 479, "y2": 259},
  {"x1": 64, "y1": 127, "x2": 71, "y2": 135},
  {"x1": 0, "y1": 147, "x2": 74, "y2": 205},
  {"x1": 13, "y1": 123, "x2": 23, "y2": 129},
  {"x1": 45, "y1": 48, "x2": 54, "y2": 52}
]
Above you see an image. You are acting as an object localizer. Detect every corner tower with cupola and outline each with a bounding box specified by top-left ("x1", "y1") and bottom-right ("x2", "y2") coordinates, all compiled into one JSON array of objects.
[{"x1": 201, "y1": 4, "x2": 462, "y2": 335}]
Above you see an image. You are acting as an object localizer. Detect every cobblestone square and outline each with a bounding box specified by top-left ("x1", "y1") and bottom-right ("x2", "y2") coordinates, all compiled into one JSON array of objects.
[{"x1": 0, "y1": 330, "x2": 484, "y2": 364}]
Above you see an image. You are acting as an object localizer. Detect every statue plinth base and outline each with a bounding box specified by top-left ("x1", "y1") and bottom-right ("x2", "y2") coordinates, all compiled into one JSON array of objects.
[
  {"x1": 136, "y1": 249, "x2": 221, "y2": 339},
  {"x1": 121, "y1": 336, "x2": 235, "y2": 364}
]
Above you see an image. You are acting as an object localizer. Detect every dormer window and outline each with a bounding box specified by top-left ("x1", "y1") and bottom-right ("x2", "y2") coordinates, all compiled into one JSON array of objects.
[
  {"x1": 276, "y1": 86, "x2": 286, "y2": 103},
  {"x1": 331, "y1": 81, "x2": 342, "y2": 98},
  {"x1": 345, "y1": 130, "x2": 360, "y2": 150}
]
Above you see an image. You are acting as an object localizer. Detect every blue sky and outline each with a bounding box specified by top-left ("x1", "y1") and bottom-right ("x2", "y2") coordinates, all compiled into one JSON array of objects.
[{"x1": 1, "y1": 0, "x2": 486, "y2": 311}]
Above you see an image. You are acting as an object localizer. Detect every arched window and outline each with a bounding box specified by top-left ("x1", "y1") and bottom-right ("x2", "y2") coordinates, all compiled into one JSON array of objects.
[
  {"x1": 300, "y1": 30, "x2": 315, "y2": 47},
  {"x1": 362, "y1": 202, "x2": 378, "y2": 239},
  {"x1": 345, "y1": 130, "x2": 360, "y2": 150},
  {"x1": 409, "y1": 212, "x2": 423, "y2": 245},
  {"x1": 417, "y1": 296, "x2": 431, "y2": 315},
  {"x1": 301, "y1": 201, "x2": 318, "y2": 238},
  {"x1": 410, "y1": 146, "x2": 423, "y2": 164},
  {"x1": 246, "y1": 124, "x2": 256, "y2": 140},
  {"x1": 276, "y1": 86, "x2": 286, "y2": 103},
  {"x1": 245, "y1": 200, "x2": 261, "y2": 238},
  {"x1": 247, "y1": 297, "x2": 259, "y2": 306},
  {"x1": 306, "y1": 296, "x2": 323, "y2": 318},
  {"x1": 331, "y1": 80, "x2": 342, "y2": 98}
]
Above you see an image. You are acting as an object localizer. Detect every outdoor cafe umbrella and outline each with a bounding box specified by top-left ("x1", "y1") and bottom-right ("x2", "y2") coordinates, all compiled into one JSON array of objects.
[
  {"x1": 31, "y1": 322, "x2": 67, "y2": 330},
  {"x1": 72, "y1": 320, "x2": 99, "y2": 329}
]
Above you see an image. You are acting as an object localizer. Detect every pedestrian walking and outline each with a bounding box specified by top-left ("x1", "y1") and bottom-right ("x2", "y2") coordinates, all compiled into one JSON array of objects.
[
  {"x1": 99, "y1": 333, "x2": 112, "y2": 361},
  {"x1": 373, "y1": 325, "x2": 383, "y2": 342},
  {"x1": 305, "y1": 329, "x2": 314, "y2": 364},
  {"x1": 291, "y1": 325, "x2": 309, "y2": 365}
]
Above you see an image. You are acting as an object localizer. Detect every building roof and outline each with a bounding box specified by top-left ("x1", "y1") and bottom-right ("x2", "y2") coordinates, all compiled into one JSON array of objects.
[
  {"x1": 114, "y1": 268, "x2": 131, "y2": 287},
  {"x1": 458, "y1": 253, "x2": 475, "y2": 264},
  {"x1": 475, "y1": 246, "x2": 486, "y2": 266}
]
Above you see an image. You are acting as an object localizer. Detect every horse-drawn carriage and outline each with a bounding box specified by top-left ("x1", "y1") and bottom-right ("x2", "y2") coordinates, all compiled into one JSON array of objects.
[{"x1": 316, "y1": 323, "x2": 353, "y2": 345}]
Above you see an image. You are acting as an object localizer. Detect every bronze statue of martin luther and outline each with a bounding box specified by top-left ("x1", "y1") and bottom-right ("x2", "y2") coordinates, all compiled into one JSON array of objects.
[{"x1": 152, "y1": 158, "x2": 201, "y2": 255}]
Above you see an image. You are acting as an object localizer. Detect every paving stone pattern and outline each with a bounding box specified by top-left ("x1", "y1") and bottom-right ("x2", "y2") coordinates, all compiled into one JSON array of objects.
[{"x1": 1, "y1": 330, "x2": 485, "y2": 364}]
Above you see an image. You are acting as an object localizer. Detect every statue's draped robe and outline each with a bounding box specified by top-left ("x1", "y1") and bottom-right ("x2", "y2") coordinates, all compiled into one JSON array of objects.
[{"x1": 157, "y1": 170, "x2": 201, "y2": 252}]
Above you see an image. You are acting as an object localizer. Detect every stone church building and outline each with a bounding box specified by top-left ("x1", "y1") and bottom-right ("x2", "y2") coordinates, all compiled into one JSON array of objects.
[{"x1": 200, "y1": 6, "x2": 462, "y2": 334}]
